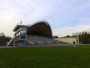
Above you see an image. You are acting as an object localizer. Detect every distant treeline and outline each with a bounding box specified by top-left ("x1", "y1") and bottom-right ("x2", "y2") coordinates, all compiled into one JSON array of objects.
[
  {"x1": 0, "y1": 33, "x2": 11, "y2": 46},
  {"x1": 73, "y1": 32, "x2": 90, "y2": 44},
  {"x1": 63, "y1": 32, "x2": 90, "y2": 44}
]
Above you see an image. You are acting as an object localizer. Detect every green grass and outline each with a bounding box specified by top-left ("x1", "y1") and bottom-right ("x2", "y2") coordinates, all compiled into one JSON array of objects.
[{"x1": 0, "y1": 45, "x2": 90, "y2": 68}]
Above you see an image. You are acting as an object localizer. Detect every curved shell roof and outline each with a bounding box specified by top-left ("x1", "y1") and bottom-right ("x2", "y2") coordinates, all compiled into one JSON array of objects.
[{"x1": 27, "y1": 21, "x2": 52, "y2": 38}]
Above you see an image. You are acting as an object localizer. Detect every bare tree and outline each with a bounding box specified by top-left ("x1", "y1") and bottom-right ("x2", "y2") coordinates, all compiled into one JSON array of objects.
[{"x1": 0, "y1": 33, "x2": 11, "y2": 46}]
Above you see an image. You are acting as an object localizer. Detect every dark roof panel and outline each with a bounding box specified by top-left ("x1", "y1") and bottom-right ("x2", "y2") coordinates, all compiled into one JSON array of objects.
[{"x1": 27, "y1": 21, "x2": 52, "y2": 38}]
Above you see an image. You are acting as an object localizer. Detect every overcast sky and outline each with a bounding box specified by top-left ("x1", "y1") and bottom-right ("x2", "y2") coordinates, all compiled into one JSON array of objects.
[{"x1": 0, "y1": 0, "x2": 90, "y2": 37}]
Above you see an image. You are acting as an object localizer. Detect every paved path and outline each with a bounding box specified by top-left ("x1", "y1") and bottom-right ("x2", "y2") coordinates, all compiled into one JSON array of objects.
[{"x1": 0, "y1": 44, "x2": 89, "y2": 48}]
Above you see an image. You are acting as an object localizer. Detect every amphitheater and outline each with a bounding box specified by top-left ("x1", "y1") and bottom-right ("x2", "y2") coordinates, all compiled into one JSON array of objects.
[{"x1": 7, "y1": 21, "x2": 57, "y2": 46}]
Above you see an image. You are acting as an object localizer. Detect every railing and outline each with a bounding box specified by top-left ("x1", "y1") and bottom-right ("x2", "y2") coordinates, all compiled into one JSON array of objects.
[{"x1": 7, "y1": 37, "x2": 14, "y2": 46}]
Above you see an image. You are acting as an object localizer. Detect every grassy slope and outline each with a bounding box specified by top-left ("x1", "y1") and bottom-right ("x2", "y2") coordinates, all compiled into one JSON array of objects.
[{"x1": 0, "y1": 45, "x2": 90, "y2": 68}]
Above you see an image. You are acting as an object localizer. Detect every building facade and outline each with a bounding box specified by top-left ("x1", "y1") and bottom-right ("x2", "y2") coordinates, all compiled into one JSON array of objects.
[
  {"x1": 7, "y1": 21, "x2": 56, "y2": 46},
  {"x1": 13, "y1": 25, "x2": 28, "y2": 46}
]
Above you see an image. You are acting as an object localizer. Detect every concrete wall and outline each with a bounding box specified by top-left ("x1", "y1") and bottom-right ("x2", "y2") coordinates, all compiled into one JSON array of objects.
[{"x1": 55, "y1": 37, "x2": 79, "y2": 44}]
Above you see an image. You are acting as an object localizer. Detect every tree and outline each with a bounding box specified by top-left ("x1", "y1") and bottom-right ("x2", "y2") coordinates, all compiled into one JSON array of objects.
[
  {"x1": 78, "y1": 32, "x2": 90, "y2": 44},
  {"x1": 53, "y1": 36, "x2": 58, "y2": 38},
  {"x1": 63, "y1": 35, "x2": 72, "y2": 38},
  {"x1": 72, "y1": 32, "x2": 90, "y2": 44},
  {"x1": 0, "y1": 33, "x2": 11, "y2": 46}
]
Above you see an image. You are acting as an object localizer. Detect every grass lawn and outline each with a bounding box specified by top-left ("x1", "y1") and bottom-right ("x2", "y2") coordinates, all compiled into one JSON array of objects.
[{"x1": 0, "y1": 45, "x2": 90, "y2": 68}]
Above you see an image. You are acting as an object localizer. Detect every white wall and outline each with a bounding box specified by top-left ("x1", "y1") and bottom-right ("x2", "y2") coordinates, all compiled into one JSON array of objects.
[{"x1": 55, "y1": 37, "x2": 79, "y2": 44}]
